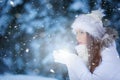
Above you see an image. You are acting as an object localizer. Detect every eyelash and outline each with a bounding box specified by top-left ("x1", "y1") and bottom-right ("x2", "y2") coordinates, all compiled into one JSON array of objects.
[{"x1": 76, "y1": 31, "x2": 84, "y2": 35}]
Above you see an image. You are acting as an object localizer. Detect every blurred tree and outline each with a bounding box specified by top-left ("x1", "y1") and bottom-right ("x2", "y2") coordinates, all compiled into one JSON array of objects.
[{"x1": 0, "y1": 0, "x2": 120, "y2": 80}]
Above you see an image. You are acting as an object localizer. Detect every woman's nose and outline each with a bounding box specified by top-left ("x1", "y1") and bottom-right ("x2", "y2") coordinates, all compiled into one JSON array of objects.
[{"x1": 76, "y1": 36, "x2": 81, "y2": 41}]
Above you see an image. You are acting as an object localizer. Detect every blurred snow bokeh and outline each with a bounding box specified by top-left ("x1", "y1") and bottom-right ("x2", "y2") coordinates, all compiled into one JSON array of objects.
[{"x1": 0, "y1": 0, "x2": 120, "y2": 80}]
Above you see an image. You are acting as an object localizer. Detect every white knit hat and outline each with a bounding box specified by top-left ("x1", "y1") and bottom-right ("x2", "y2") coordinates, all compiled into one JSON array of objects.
[{"x1": 71, "y1": 9, "x2": 106, "y2": 39}]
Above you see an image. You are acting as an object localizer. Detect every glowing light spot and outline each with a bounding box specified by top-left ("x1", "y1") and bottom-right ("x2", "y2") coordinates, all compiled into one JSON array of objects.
[
  {"x1": 50, "y1": 69, "x2": 55, "y2": 73},
  {"x1": 53, "y1": 48, "x2": 71, "y2": 64},
  {"x1": 75, "y1": 15, "x2": 79, "y2": 18},
  {"x1": 26, "y1": 48, "x2": 29, "y2": 53},
  {"x1": 10, "y1": 0, "x2": 15, "y2": 7}
]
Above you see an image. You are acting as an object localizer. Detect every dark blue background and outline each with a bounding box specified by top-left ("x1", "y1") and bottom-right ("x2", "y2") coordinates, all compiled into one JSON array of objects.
[{"x1": 0, "y1": 0, "x2": 120, "y2": 80}]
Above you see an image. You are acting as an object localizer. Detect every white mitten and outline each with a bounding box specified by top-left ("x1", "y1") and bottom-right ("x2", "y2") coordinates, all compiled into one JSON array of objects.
[{"x1": 53, "y1": 49, "x2": 78, "y2": 65}]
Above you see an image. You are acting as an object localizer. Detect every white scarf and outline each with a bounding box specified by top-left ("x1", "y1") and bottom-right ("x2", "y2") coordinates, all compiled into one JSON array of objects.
[{"x1": 75, "y1": 44, "x2": 89, "y2": 66}]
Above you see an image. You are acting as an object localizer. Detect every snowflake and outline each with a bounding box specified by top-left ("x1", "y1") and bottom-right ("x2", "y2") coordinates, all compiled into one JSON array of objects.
[
  {"x1": 4, "y1": 36, "x2": 8, "y2": 39},
  {"x1": 21, "y1": 48, "x2": 24, "y2": 51},
  {"x1": 25, "y1": 48, "x2": 29, "y2": 53},
  {"x1": 75, "y1": 15, "x2": 79, "y2": 18},
  {"x1": 9, "y1": 26, "x2": 12, "y2": 28},
  {"x1": 14, "y1": 25, "x2": 17, "y2": 28},
  {"x1": 47, "y1": 3, "x2": 52, "y2": 9},
  {"x1": 33, "y1": 36, "x2": 36, "y2": 39},
  {"x1": 8, "y1": 32, "x2": 11, "y2": 35},
  {"x1": 23, "y1": 43, "x2": 26, "y2": 46},
  {"x1": 50, "y1": 69, "x2": 55, "y2": 73},
  {"x1": 10, "y1": 0, "x2": 15, "y2": 7},
  {"x1": 105, "y1": 19, "x2": 108, "y2": 21}
]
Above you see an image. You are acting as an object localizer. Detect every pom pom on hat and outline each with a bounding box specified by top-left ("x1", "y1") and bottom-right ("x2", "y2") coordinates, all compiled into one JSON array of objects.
[{"x1": 88, "y1": 9, "x2": 105, "y2": 21}]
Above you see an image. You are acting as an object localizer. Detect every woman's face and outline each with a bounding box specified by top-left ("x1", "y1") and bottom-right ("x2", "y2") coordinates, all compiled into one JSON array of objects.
[{"x1": 75, "y1": 29, "x2": 88, "y2": 45}]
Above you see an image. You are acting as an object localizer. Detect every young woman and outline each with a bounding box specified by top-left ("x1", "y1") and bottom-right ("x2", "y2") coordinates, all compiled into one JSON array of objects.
[{"x1": 53, "y1": 10, "x2": 120, "y2": 80}]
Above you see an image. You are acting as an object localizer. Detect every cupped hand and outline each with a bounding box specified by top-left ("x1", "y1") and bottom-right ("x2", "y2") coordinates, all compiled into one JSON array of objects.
[{"x1": 53, "y1": 49, "x2": 78, "y2": 65}]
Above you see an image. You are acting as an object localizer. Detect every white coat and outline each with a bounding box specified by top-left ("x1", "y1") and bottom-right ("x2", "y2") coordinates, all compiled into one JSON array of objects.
[{"x1": 66, "y1": 41, "x2": 120, "y2": 80}]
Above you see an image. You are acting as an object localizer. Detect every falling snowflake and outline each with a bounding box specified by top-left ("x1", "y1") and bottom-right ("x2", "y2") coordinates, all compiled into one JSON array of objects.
[
  {"x1": 8, "y1": 32, "x2": 11, "y2": 35},
  {"x1": 21, "y1": 48, "x2": 24, "y2": 51},
  {"x1": 10, "y1": 0, "x2": 15, "y2": 7},
  {"x1": 33, "y1": 36, "x2": 36, "y2": 39},
  {"x1": 47, "y1": 3, "x2": 52, "y2": 9},
  {"x1": 9, "y1": 26, "x2": 12, "y2": 28},
  {"x1": 104, "y1": 19, "x2": 108, "y2": 21},
  {"x1": 75, "y1": 15, "x2": 79, "y2": 18},
  {"x1": 4, "y1": 36, "x2": 8, "y2": 39},
  {"x1": 50, "y1": 69, "x2": 55, "y2": 73},
  {"x1": 14, "y1": 25, "x2": 17, "y2": 28},
  {"x1": 25, "y1": 48, "x2": 29, "y2": 53},
  {"x1": 23, "y1": 43, "x2": 26, "y2": 46}
]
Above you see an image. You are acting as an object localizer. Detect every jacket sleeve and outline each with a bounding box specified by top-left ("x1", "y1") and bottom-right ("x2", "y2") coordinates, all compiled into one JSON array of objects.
[{"x1": 66, "y1": 56, "x2": 102, "y2": 80}]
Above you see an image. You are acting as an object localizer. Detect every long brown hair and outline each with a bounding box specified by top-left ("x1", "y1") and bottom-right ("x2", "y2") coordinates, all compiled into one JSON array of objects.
[
  {"x1": 87, "y1": 33, "x2": 102, "y2": 73},
  {"x1": 86, "y1": 27, "x2": 119, "y2": 73}
]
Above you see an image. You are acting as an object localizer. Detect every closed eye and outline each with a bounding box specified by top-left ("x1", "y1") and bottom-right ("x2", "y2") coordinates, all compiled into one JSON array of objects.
[{"x1": 80, "y1": 31, "x2": 85, "y2": 34}]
